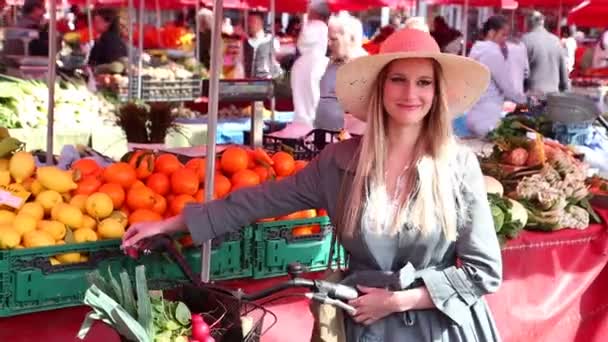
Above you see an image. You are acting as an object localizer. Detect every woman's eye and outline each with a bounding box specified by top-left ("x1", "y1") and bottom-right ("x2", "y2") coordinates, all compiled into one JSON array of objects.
[
  {"x1": 390, "y1": 77, "x2": 406, "y2": 83},
  {"x1": 417, "y1": 79, "x2": 433, "y2": 87}
]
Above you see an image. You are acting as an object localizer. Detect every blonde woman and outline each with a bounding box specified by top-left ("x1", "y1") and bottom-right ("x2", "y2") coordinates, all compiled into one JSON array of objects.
[{"x1": 123, "y1": 28, "x2": 502, "y2": 341}]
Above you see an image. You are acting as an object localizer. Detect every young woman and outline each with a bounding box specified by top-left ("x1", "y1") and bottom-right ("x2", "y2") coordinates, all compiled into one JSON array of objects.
[
  {"x1": 88, "y1": 8, "x2": 127, "y2": 67},
  {"x1": 123, "y1": 28, "x2": 502, "y2": 342}
]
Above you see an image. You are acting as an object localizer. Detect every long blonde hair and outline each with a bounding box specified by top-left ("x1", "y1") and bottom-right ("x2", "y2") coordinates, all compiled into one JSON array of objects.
[{"x1": 338, "y1": 59, "x2": 466, "y2": 241}]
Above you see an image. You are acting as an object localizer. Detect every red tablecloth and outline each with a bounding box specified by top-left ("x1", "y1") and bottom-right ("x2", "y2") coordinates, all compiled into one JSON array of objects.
[{"x1": 1, "y1": 209, "x2": 608, "y2": 342}]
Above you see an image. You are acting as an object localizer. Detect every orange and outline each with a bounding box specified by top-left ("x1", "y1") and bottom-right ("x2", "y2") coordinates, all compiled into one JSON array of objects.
[
  {"x1": 185, "y1": 158, "x2": 206, "y2": 183},
  {"x1": 126, "y1": 186, "x2": 156, "y2": 210},
  {"x1": 154, "y1": 154, "x2": 183, "y2": 176},
  {"x1": 146, "y1": 173, "x2": 170, "y2": 196},
  {"x1": 98, "y1": 183, "x2": 126, "y2": 209},
  {"x1": 252, "y1": 165, "x2": 274, "y2": 182},
  {"x1": 130, "y1": 180, "x2": 146, "y2": 189},
  {"x1": 170, "y1": 168, "x2": 199, "y2": 196},
  {"x1": 169, "y1": 194, "x2": 196, "y2": 215},
  {"x1": 150, "y1": 194, "x2": 167, "y2": 215},
  {"x1": 131, "y1": 152, "x2": 155, "y2": 180},
  {"x1": 220, "y1": 146, "x2": 249, "y2": 174},
  {"x1": 231, "y1": 169, "x2": 261, "y2": 191},
  {"x1": 103, "y1": 163, "x2": 137, "y2": 189},
  {"x1": 294, "y1": 160, "x2": 309, "y2": 173},
  {"x1": 278, "y1": 209, "x2": 317, "y2": 221},
  {"x1": 318, "y1": 209, "x2": 328, "y2": 217},
  {"x1": 129, "y1": 209, "x2": 162, "y2": 225},
  {"x1": 292, "y1": 226, "x2": 315, "y2": 237},
  {"x1": 71, "y1": 158, "x2": 102, "y2": 178},
  {"x1": 214, "y1": 174, "x2": 232, "y2": 198},
  {"x1": 194, "y1": 189, "x2": 205, "y2": 202},
  {"x1": 272, "y1": 152, "x2": 295, "y2": 177},
  {"x1": 75, "y1": 176, "x2": 102, "y2": 196}
]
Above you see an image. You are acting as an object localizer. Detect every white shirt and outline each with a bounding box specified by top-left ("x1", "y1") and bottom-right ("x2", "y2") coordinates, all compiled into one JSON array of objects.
[
  {"x1": 506, "y1": 41, "x2": 529, "y2": 95},
  {"x1": 561, "y1": 37, "x2": 577, "y2": 72}
]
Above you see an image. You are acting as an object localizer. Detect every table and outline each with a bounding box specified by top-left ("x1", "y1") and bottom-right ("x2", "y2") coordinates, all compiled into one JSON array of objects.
[{"x1": 1, "y1": 209, "x2": 608, "y2": 342}]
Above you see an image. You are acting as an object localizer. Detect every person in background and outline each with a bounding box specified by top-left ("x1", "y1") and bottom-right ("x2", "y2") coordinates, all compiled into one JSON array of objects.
[
  {"x1": 591, "y1": 30, "x2": 608, "y2": 69},
  {"x1": 314, "y1": 13, "x2": 367, "y2": 131},
  {"x1": 3, "y1": 0, "x2": 48, "y2": 56},
  {"x1": 274, "y1": 17, "x2": 286, "y2": 37},
  {"x1": 404, "y1": 17, "x2": 429, "y2": 32},
  {"x1": 506, "y1": 34, "x2": 529, "y2": 96},
  {"x1": 522, "y1": 11, "x2": 569, "y2": 96},
  {"x1": 242, "y1": 11, "x2": 281, "y2": 79},
  {"x1": 561, "y1": 25, "x2": 577, "y2": 74},
  {"x1": 197, "y1": 8, "x2": 213, "y2": 70},
  {"x1": 430, "y1": 16, "x2": 462, "y2": 53},
  {"x1": 467, "y1": 15, "x2": 526, "y2": 138},
  {"x1": 88, "y1": 8, "x2": 127, "y2": 67},
  {"x1": 285, "y1": 16, "x2": 303, "y2": 39}
]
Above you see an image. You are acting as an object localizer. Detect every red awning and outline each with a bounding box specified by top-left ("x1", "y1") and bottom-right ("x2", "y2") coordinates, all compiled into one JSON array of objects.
[
  {"x1": 517, "y1": 0, "x2": 582, "y2": 7},
  {"x1": 427, "y1": 0, "x2": 518, "y2": 9},
  {"x1": 568, "y1": 0, "x2": 608, "y2": 27}
]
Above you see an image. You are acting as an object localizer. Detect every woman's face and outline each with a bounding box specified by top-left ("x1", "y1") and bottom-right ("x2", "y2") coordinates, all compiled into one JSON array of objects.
[
  {"x1": 382, "y1": 58, "x2": 436, "y2": 127},
  {"x1": 93, "y1": 15, "x2": 110, "y2": 33}
]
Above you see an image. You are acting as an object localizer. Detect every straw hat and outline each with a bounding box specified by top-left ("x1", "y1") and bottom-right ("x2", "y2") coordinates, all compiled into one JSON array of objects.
[{"x1": 335, "y1": 28, "x2": 490, "y2": 121}]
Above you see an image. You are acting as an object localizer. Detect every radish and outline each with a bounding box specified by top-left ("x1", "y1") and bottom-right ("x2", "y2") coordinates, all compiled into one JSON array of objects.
[
  {"x1": 191, "y1": 314, "x2": 210, "y2": 341},
  {"x1": 202, "y1": 337, "x2": 215, "y2": 342}
]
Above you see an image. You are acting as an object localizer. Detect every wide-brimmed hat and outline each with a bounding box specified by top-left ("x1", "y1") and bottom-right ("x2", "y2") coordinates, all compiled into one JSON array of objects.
[{"x1": 335, "y1": 28, "x2": 490, "y2": 121}]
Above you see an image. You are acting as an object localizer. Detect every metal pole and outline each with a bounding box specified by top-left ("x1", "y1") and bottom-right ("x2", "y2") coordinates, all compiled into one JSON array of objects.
[
  {"x1": 270, "y1": 0, "x2": 276, "y2": 122},
  {"x1": 195, "y1": 0, "x2": 200, "y2": 63},
  {"x1": 556, "y1": 0, "x2": 563, "y2": 36},
  {"x1": 461, "y1": 0, "x2": 469, "y2": 56},
  {"x1": 201, "y1": 0, "x2": 223, "y2": 283},
  {"x1": 86, "y1": 0, "x2": 93, "y2": 44},
  {"x1": 128, "y1": 0, "x2": 134, "y2": 100},
  {"x1": 46, "y1": 0, "x2": 57, "y2": 164},
  {"x1": 155, "y1": 0, "x2": 162, "y2": 47},
  {"x1": 137, "y1": 0, "x2": 144, "y2": 99}
]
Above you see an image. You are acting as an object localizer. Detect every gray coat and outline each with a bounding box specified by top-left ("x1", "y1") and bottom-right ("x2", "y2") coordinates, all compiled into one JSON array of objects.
[
  {"x1": 184, "y1": 138, "x2": 503, "y2": 342},
  {"x1": 522, "y1": 27, "x2": 570, "y2": 96}
]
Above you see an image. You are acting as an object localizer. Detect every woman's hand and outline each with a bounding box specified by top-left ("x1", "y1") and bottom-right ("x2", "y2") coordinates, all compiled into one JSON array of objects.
[
  {"x1": 349, "y1": 286, "x2": 399, "y2": 326},
  {"x1": 122, "y1": 215, "x2": 186, "y2": 249}
]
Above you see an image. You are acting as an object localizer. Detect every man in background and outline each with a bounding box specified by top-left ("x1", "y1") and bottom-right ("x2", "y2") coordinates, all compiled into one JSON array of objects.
[
  {"x1": 242, "y1": 11, "x2": 281, "y2": 79},
  {"x1": 3, "y1": 0, "x2": 49, "y2": 56},
  {"x1": 522, "y1": 11, "x2": 569, "y2": 96}
]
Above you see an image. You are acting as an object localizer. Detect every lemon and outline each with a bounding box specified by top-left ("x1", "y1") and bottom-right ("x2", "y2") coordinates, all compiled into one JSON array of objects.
[
  {"x1": 0, "y1": 170, "x2": 10, "y2": 187},
  {"x1": 70, "y1": 195, "x2": 88, "y2": 212},
  {"x1": 0, "y1": 210, "x2": 16, "y2": 225},
  {"x1": 0, "y1": 158, "x2": 9, "y2": 171},
  {"x1": 8, "y1": 183, "x2": 26, "y2": 193},
  {"x1": 62, "y1": 192, "x2": 72, "y2": 203},
  {"x1": 36, "y1": 166, "x2": 78, "y2": 193},
  {"x1": 56, "y1": 252, "x2": 81, "y2": 264},
  {"x1": 13, "y1": 214, "x2": 37, "y2": 235},
  {"x1": 36, "y1": 190, "x2": 63, "y2": 214},
  {"x1": 97, "y1": 218, "x2": 125, "y2": 239},
  {"x1": 30, "y1": 179, "x2": 45, "y2": 196},
  {"x1": 19, "y1": 202, "x2": 44, "y2": 221},
  {"x1": 15, "y1": 245, "x2": 24, "y2": 249},
  {"x1": 55, "y1": 204, "x2": 83, "y2": 229},
  {"x1": 50, "y1": 202, "x2": 67, "y2": 221},
  {"x1": 109, "y1": 211, "x2": 128, "y2": 228},
  {"x1": 81, "y1": 215, "x2": 97, "y2": 231},
  {"x1": 0, "y1": 226, "x2": 21, "y2": 249},
  {"x1": 80, "y1": 254, "x2": 89, "y2": 262},
  {"x1": 9, "y1": 151, "x2": 36, "y2": 183},
  {"x1": 49, "y1": 257, "x2": 60, "y2": 265},
  {"x1": 74, "y1": 228, "x2": 98, "y2": 243},
  {"x1": 86, "y1": 193, "x2": 114, "y2": 219},
  {"x1": 37, "y1": 220, "x2": 66, "y2": 241},
  {"x1": 22, "y1": 230, "x2": 55, "y2": 248}
]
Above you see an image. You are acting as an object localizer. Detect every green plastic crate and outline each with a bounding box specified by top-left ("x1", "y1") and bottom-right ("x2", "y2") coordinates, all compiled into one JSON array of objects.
[
  {"x1": 136, "y1": 226, "x2": 254, "y2": 283},
  {"x1": 253, "y1": 217, "x2": 344, "y2": 279},
  {"x1": 0, "y1": 240, "x2": 129, "y2": 317}
]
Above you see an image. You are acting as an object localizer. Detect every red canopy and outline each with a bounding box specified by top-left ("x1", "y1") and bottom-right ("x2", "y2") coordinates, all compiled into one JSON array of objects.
[
  {"x1": 568, "y1": 0, "x2": 608, "y2": 27},
  {"x1": 517, "y1": 0, "x2": 581, "y2": 7},
  {"x1": 427, "y1": 0, "x2": 518, "y2": 9},
  {"x1": 203, "y1": 0, "x2": 413, "y2": 12}
]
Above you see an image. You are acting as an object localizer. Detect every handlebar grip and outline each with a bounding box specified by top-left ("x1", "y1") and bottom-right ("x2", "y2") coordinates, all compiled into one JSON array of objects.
[{"x1": 315, "y1": 280, "x2": 359, "y2": 301}]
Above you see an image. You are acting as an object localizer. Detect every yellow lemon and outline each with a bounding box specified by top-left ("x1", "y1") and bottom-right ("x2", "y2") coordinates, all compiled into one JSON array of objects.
[
  {"x1": 55, "y1": 204, "x2": 83, "y2": 229},
  {"x1": 97, "y1": 218, "x2": 125, "y2": 239},
  {"x1": 0, "y1": 210, "x2": 16, "y2": 225},
  {"x1": 22, "y1": 230, "x2": 55, "y2": 248},
  {"x1": 9, "y1": 151, "x2": 36, "y2": 183},
  {"x1": 36, "y1": 166, "x2": 78, "y2": 193},
  {"x1": 85, "y1": 193, "x2": 113, "y2": 219},
  {"x1": 49, "y1": 257, "x2": 60, "y2": 265},
  {"x1": 15, "y1": 245, "x2": 24, "y2": 249},
  {"x1": 13, "y1": 214, "x2": 37, "y2": 235},
  {"x1": 0, "y1": 170, "x2": 10, "y2": 187},
  {"x1": 0, "y1": 226, "x2": 21, "y2": 249},
  {"x1": 73, "y1": 228, "x2": 98, "y2": 243},
  {"x1": 70, "y1": 195, "x2": 88, "y2": 212},
  {"x1": 30, "y1": 179, "x2": 45, "y2": 196},
  {"x1": 81, "y1": 215, "x2": 97, "y2": 231},
  {"x1": 8, "y1": 183, "x2": 26, "y2": 193},
  {"x1": 109, "y1": 211, "x2": 128, "y2": 228},
  {"x1": 36, "y1": 190, "x2": 63, "y2": 214},
  {"x1": 0, "y1": 158, "x2": 9, "y2": 171},
  {"x1": 37, "y1": 220, "x2": 66, "y2": 241},
  {"x1": 80, "y1": 254, "x2": 89, "y2": 262},
  {"x1": 50, "y1": 202, "x2": 67, "y2": 221},
  {"x1": 56, "y1": 252, "x2": 81, "y2": 264},
  {"x1": 19, "y1": 202, "x2": 44, "y2": 221}
]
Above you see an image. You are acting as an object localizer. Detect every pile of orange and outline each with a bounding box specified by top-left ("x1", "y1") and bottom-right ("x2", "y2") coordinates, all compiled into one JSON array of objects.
[{"x1": 71, "y1": 146, "x2": 325, "y2": 232}]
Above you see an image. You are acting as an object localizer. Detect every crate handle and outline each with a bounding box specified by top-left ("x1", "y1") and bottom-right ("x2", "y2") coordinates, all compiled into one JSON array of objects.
[
  {"x1": 23, "y1": 249, "x2": 125, "y2": 275},
  {"x1": 138, "y1": 234, "x2": 202, "y2": 287}
]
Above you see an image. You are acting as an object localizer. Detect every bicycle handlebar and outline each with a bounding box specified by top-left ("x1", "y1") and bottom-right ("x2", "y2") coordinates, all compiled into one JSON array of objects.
[{"x1": 239, "y1": 278, "x2": 359, "y2": 302}]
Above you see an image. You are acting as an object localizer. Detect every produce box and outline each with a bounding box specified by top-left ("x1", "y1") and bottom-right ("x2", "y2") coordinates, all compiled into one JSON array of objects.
[
  {"x1": 136, "y1": 227, "x2": 254, "y2": 283},
  {"x1": 252, "y1": 216, "x2": 344, "y2": 279},
  {"x1": 0, "y1": 240, "x2": 129, "y2": 317}
]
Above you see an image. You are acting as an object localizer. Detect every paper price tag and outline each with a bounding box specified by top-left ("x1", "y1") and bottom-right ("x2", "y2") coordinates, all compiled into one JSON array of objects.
[{"x1": 0, "y1": 185, "x2": 31, "y2": 209}]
